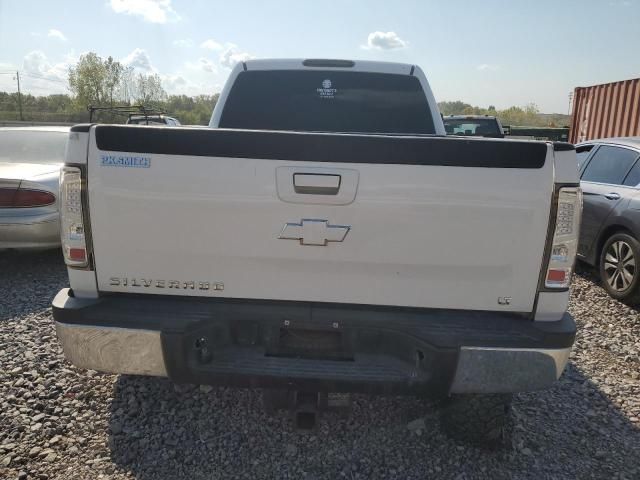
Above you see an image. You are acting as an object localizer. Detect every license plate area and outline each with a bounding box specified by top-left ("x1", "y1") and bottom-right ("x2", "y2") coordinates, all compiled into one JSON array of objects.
[{"x1": 266, "y1": 327, "x2": 353, "y2": 361}]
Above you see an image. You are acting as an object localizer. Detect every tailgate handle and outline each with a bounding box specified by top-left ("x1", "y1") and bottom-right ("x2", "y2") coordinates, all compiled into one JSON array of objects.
[{"x1": 293, "y1": 173, "x2": 341, "y2": 195}]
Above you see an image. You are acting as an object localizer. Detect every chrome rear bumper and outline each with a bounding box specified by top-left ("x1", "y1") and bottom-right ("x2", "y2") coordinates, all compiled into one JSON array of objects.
[
  {"x1": 55, "y1": 323, "x2": 167, "y2": 377},
  {"x1": 54, "y1": 321, "x2": 571, "y2": 394},
  {"x1": 449, "y1": 346, "x2": 571, "y2": 393},
  {"x1": 53, "y1": 288, "x2": 575, "y2": 394}
]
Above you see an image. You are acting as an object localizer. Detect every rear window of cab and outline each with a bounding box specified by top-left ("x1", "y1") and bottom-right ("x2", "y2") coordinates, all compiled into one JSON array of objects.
[{"x1": 219, "y1": 70, "x2": 435, "y2": 135}]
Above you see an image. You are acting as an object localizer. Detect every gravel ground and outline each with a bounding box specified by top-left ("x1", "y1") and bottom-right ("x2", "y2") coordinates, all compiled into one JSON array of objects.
[{"x1": 1, "y1": 251, "x2": 639, "y2": 480}]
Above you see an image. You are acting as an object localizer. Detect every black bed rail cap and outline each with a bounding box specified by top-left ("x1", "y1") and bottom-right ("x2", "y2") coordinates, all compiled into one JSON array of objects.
[
  {"x1": 94, "y1": 125, "x2": 547, "y2": 169},
  {"x1": 553, "y1": 142, "x2": 575, "y2": 151},
  {"x1": 70, "y1": 124, "x2": 93, "y2": 133}
]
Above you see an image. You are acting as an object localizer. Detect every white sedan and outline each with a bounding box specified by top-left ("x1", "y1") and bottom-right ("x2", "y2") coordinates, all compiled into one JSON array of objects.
[{"x1": 0, "y1": 126, "x2": 69, "y2": 249}]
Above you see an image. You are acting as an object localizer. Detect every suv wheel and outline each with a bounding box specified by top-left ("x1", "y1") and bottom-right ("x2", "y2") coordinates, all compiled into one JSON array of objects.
[
  {"x1": 440, "y1": 394, "x2": 512, "y2": 448},
  {"x1": 600, "y1": 232, "x2": 640, "y2": 303}
]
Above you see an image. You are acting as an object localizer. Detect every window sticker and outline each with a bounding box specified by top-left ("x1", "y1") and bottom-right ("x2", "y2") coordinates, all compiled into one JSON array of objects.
[{"x1": 317, "y1": 79, "x2": 337, "y2": 99}]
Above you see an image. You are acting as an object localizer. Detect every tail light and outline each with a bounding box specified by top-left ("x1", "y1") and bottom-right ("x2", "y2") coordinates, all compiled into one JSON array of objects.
[
  {"x1": 0, "y1": 187, "x2": 16, "y2": 207},
  {"x1": 60, "y1": 166, "x2": 88, "y2": 268},
  {"x1": 0, "y1": 187, "x2": 56, "y2": 207},
  {"x1": 544, "y1": 186, "x2": 582, "y2": 288}
]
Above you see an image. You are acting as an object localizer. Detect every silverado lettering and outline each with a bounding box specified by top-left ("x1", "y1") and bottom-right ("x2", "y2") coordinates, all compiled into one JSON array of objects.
[{"x1": 109, "y1": 277, "x2": 223, "y2": 291}]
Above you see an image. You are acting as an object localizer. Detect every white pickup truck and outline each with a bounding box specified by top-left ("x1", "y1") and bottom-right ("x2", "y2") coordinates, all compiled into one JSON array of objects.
[{"x1": 53, "y1": 59, "x2": 581, "y2": 445}]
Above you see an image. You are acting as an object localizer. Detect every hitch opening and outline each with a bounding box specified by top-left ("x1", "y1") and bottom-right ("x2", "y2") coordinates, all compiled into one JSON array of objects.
[
  {"x1": 294, "y1": 391, "x2": 319, "y2": 431},
  {"x1": 262, "y1": 389, "x2": 352, "y2": 430}
]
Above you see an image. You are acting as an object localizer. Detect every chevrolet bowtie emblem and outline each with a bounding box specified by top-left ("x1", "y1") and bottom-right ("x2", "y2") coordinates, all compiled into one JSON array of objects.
[{"x1": 279, "y1": 219, "x2": 351, "y2": 246}]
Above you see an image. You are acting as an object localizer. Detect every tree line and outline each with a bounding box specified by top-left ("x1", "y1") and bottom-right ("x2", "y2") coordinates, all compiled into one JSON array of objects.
[
  {"x1": 0, "y1": 91, "x2": 218, "y2": 125},
  {"x1": 0, "y1": 52, "x2": 568, "y2": 127},
  {"x1": 438, "y1": 101, "x2": 569, "y2": 128},
  {"x1": 0, "y1": 52, "x2": 217, "y2": 125}
]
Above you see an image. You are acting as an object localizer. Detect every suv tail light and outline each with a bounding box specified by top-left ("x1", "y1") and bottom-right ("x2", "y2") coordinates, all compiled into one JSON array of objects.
[
  {"x1": 544, "y1": 186, "x2": 582, "y2": 288},
  {"x1": 60, "y1": 166, "x2": 89, "y2": 268}
]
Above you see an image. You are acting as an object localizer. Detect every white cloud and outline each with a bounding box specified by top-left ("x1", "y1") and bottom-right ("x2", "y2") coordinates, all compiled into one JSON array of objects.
[
  {"x1": 163, "y1": 78, "x2": 197, "y2": 96},
  {"x1": 160, "y1": 72, "x2": 217, "y2": 97},
  {"x1": 23, "y1": 51, "x2": 70, "y2": 81},
  {"x1": 185, "y1": 57, "x2": 217, "y2": 74},
  {"x1": 163, "y1": 55, "x2": 223, "y2": 97},
  {"x1": 122, "y1": 48, "x2": 156, "y2": 73},
  {"x1": 219, "y1": 44, "x2": 253, "y2": 69},
  {"x1": 161, "y1": 74, "x2": 187, "y2": 91},
  {"x1": 0, "y1": 51, "x2": 75, "y2": 96},
  {"x1": 198, "y1": 58, "x2": 216, "y2": 73},
  {"x1": 200, "y1": 39, "x2": 223, "y2": 51},
  {"x1": 363, "y1": 31, "x2": 407, "y2": 50},
  {"x1": 173, "y1": 38, "x2": 193, "y2": 47},
  {"x1": 23, "y1": 51, "x2": 50, "y2": 75},
  {"x1": 47, "y1": 29, "x2": 67, "y2": 41},
  {"x1": 477, "y1": 64, "x2": 499, "y2": 71},
  {"x1": 108, "y1": 0, "x2": 179, "y2": 24}
]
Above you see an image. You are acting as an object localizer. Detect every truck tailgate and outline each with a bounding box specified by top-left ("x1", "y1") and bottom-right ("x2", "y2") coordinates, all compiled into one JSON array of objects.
[{"x1": 86, "y1": 126, "x2": 553, "y2": 312}]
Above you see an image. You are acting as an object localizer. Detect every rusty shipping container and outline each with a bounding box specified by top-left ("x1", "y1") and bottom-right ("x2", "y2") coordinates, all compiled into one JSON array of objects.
[{"x1": 569, "y1": 78, "x2": 640, "y2": 144}]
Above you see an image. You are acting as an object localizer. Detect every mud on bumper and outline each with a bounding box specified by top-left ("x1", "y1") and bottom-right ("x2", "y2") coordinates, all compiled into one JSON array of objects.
[{"x1": 52, "y1": 288, "x2": 575, "y2": 395}]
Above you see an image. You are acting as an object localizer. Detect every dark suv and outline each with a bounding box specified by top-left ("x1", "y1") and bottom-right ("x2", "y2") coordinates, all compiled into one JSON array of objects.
[
  {"x1": 577, "y1": 137, "x2": 640, "y2": 302},
  {"x1": 443, "y1": 115, "x2": 504, "y2": 138}
]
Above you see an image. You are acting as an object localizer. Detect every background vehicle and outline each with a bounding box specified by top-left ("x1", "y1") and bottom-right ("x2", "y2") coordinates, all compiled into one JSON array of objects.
[
  {"x1": 126, "y1": 114, "x2": 181, "y2": 126},
  {"x1": 443, "y1": 115, "x2": 505, "y2": 138},
  {"x1": 504, "y1": 126, "x2": 570, "y2": 142},
  {"x1": 0, "y1": 126, "x2": 69, "y2": 249},
  {"x1": 576, "y1": 137, "x2": 640, "y2": 302},
  {"x1": 88, "y1": 105, "x2": 181, "y2": 126},
  {"x1": 53, "y1": 59, "x2": 580, "y2": 446}
]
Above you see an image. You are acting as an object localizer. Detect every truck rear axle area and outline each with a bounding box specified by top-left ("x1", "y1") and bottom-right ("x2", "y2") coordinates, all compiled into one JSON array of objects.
[{"x1": 262, "y1": 389, "x2": 351, "y2": 430}]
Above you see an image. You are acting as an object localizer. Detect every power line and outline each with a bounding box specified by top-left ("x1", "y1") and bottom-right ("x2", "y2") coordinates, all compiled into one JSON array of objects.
[
  {"x1": 21, "y1": 72, "x2": 67, "y2": 84},
  {"x1": 22, "y1": 72, "x2": 65, "y2": 81},
  {"x1": 0, "y1": 70, "x2": 68, "y2": 84},
  {"x1": 0, "y1": 70, "x2": 67, "y2": 121}
]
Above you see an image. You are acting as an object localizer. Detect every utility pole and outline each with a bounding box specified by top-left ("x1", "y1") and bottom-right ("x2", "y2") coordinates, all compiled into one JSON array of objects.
[{"x1": 15, "y1": 71, "x2": 23, "y2": 121}]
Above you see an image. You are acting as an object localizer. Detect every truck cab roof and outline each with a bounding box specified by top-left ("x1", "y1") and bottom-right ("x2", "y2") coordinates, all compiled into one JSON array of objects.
[
  {"x1": 242, "y1": 58, "x2": 415, "y2": 75},
  {"x1": 210, "y1": 58, "x2": 444, "y2": 135}
]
